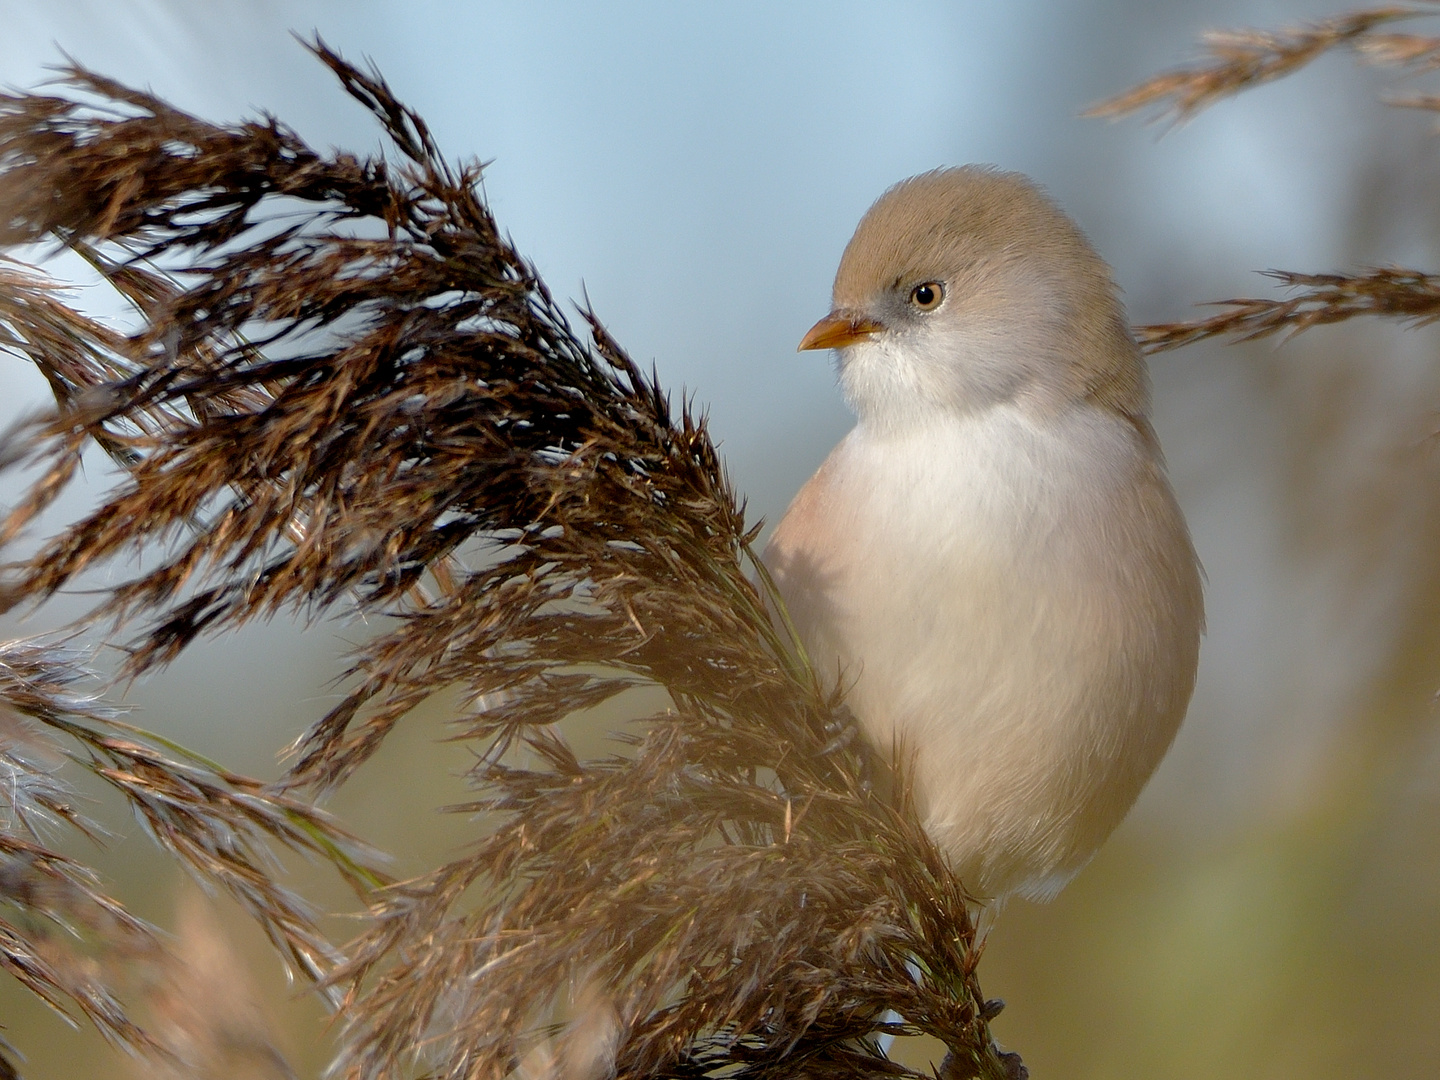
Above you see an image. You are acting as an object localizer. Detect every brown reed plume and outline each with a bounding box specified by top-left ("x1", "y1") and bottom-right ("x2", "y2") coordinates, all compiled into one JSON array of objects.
[
  {"x1": 1092, "y1": 5, "x2": 1440, "y2": 353},
  {"x1": 1085, "y1": 4, "x2": 1440, "y2": 126},
  {"x1": 0, "y1": 41, "x2": 1019, "y2": 1080},
  {"x1": 0, "y1": 635, "x2": 374, "y2": 1078},
  {"x1": 139, "y1": 887, "x2": 297, "y2": 1080},
  {"x1": 1138, "y1": 268, "x2": 1440, "y2": 352}
]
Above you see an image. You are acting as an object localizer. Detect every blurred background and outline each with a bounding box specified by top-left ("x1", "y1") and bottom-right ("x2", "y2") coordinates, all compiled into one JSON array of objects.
[{"x1": 2, "y1": 1, "x2": 1439, "y2": 1077}]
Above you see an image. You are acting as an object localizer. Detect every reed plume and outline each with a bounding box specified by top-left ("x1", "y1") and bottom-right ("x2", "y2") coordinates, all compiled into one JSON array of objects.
[
  {"x1": 1091, "y1": 4, "x2": 1440, "y2": 352},
  {"x1": 0, "y1": 635, "x2": 370, "y2": 1078},
  {"x1": 0, "y1": 41, "x2": 1018, "y2": 1080}
]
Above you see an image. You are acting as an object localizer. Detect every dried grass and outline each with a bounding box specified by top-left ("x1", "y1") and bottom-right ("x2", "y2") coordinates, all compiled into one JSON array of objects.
[
  {"x1": 0, "y1": 636, "x2": 372, "y2": 1077},
  {"x1": 1091, "y1": 7, "x2": 1440, "y2": 353},
  {"x1": 1087, "y1": 4, "x2": 1440, "y2": 124},
  {"x1": 1139, "y1": 268, "x2": 1440, "y2": 352},
  {"x1": 0, "y1": 41, "x2": 1020, "y2": 1080},
  {"x1": 138, "y1": 887, "x2": 297, "y2": 1080}
]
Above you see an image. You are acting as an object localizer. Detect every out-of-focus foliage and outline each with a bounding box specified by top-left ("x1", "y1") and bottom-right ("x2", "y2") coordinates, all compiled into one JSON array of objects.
[
  {"x1": 1093, "y1": 3, "x2": 1440, "y2": 351},
  {"x1": 0, "y1": 633, "x2": 370, "y2": 1079}
]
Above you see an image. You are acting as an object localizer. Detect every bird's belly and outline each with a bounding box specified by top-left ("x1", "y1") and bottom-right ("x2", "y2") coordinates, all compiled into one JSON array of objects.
[
  {"x1": 765, "y1": 417, "x2": 1200, "y2": 902},
  {"x1": 835, "y1": 545, "x2": 1143, "y2": 902}
]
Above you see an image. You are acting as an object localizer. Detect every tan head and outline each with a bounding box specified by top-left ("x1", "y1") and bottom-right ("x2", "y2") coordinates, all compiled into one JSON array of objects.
[{"x1": 800, "y1": 167, "x2": 1148, "y2": 427}]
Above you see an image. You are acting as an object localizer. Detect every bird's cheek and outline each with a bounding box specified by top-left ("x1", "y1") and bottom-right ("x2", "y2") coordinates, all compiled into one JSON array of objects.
[{"x1": 922, "y1": 322, "x2": 1041, "y2": 408}]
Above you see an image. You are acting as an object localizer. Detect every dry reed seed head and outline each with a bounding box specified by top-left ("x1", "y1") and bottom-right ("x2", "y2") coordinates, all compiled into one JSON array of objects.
[
  {"x1": 1086, "y1": 6, "x2": 1440, "y2": 124},
  {"x1": 0, "y1": 634, "x2": 380, "y2": 1072},
  {"x1": 137, "y1": 887, "x2": 297, "y2": 1080},
  {"x1": 1386, "y1": 91, "x2": 1440, "y2": 111},
  {"x1": 1357, "y1": 29, "x2": 1440, "y2": 68},
  {"x1": 0, "y1": 41, "x2": 1019, "y2": 1080},
  {"x1": 1139, "y1": 268, "x2": 1440, "y2": 352},
  {"x1": 0, "y1": 639, "x2": 163, "y2": 1065},
  {"x1": 1091, "y1": 11, "x2": 1440, "y2": 356}
]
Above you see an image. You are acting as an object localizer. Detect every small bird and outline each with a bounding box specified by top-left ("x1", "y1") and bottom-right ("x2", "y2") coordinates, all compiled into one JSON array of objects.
[{"x1": 765, "y1": 167, "x2": 1203, "y2": 906}]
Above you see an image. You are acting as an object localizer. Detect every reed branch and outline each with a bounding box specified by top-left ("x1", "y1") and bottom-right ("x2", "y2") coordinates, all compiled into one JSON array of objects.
[{"x1": 1091, "y1": 7, "x2": 1440, "y2": 353}]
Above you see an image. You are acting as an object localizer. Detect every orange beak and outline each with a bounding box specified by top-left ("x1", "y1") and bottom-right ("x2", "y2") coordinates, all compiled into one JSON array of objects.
[{"x1": 797, "y1": 311, "x2": 884, "y2": 351}]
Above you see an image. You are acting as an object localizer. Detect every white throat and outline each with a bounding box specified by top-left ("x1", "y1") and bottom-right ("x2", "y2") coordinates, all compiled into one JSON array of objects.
[{"x1": 837, "y1": 289, "x2": 1071, "y2": 430}]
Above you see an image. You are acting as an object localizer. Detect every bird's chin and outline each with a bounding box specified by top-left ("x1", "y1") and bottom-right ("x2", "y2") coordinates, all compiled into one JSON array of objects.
[
  {"x1": 836, "y1": 335, "x2": 974, "y2": 427},
  {"x1": 838, "y1": 326, "x2": 1046, "y2": 427}
]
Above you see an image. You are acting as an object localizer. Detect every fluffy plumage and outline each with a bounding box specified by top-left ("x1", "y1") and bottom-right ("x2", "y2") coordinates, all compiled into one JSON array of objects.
[{"x1": 766, "y1": 167, "x2": 1203, "y2": 903}]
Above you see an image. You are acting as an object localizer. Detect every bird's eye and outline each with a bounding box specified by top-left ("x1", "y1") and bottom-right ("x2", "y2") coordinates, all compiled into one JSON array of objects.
[{"x1": 908, "y1": 281, "x2": 944, "y2": 311}]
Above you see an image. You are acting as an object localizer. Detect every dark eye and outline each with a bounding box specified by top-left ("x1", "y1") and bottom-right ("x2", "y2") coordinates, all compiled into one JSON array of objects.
[{"x1": 909, "y1": 281, "x2": 944, "y2": 311}]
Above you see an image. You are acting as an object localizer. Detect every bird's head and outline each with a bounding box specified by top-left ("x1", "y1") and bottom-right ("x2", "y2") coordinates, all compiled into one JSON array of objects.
[{"x1": 800, "y1": 166, "x2": 1148, "y2": 429}]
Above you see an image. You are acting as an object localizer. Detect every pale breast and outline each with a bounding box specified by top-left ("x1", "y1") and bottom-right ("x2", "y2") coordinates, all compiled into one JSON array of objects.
[{"x1": 764, "y1": 402, "x2": 1202, "y2": 902}]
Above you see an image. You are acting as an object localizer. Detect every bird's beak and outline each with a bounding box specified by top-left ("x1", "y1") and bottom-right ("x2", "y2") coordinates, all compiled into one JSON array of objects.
[{"x1": 798, "y1": 311, "x2": 884, "y2": 351}]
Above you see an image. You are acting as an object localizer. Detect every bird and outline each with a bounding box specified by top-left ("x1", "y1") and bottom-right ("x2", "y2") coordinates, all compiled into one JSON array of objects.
[{"x1": 764, "y1": 166, "x2": 1203, "y2": 907}]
